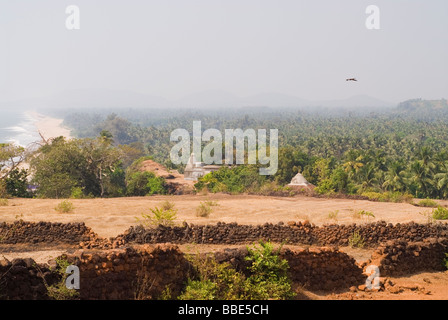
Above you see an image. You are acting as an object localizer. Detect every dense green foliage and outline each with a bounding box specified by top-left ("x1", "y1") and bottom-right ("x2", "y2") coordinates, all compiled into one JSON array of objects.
[
  {"x1": 125, "y1": 171, "x2": 166, "y2": 196},
  {"x1": 30, "y1": 136, "x2": 124, "y2": 198},
  {"x1": 5, "y1": 168, "x2": 31, "y2": 198},
  {"x1": 0, "y1": 143, "x2": 27, "y2": 197},
  {"x1": 137, "y1": 206, "x2": 178, "y2": 227},
  {"x1": 178, "y1": 240, "x2": 294, "y2": 300},
  {"x1": 4, "y1": 98, "x2": 448, "y2": 199},
  {"x1": 59, "y1": 99, "x2": 448, "y2": 199}
]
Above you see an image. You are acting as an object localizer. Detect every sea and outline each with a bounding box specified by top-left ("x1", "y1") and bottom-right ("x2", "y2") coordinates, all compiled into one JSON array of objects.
[{"x1": 0, "y1": 108, "x2": 42, "y2": 147}]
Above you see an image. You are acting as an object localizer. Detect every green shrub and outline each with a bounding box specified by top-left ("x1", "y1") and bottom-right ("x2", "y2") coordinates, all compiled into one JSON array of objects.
[
  {"x1": 0, "y1": 180, "x2": 7, "y2": 198},
  {"x1": 194, "y1": 166, "x2": 266, "y2": 194},
  {"x1": 432, "y1": 206, "x2": 448, "y2": 220},
  {"x1": 70, "y1": 187, "x2": 84, "y2": 199},
  {"x1": 349, "y1": 230, "x2": 366, "y2": 248},
  {"x1": 327, "y1": 210, "x2": 339, "y2": 221},
  {"x1": 5, "y1": 168, "x2": 31, "y2": 198},
  {"x1": 361, "y1": 191, "x2": 414, "y2": 203},
  {"x1": 203, "y1": 200, "x2": 219, "y2": 207},
  {"x1": 178, "y1": 279, "x2": 218, "y2": 300},
  {"x1": 257, "y1": 181, "x2": 294, "y2": 196},
  {"x1": 196, "y1": 201, "x2": 216, "y2": 218},
  {"x1": 387, "y1": 191, "x2": 414, "y2": 203},
  {"x1": 416, "y1": 199, "x2": 439, "y2": 208},
  {"x1": 137, "y1": 206, "x2": 178, "y2": 227},
  {"x1": 178, "y1": 241, "x2": 295, "y2": 300},
  {"x1": 352, "y1": 210, "x2": 375, "y2": 220},
  {"x1": 179, "y1": 253, "x2": 247, "y2": 300},
  {"x1": 178, "y1": 254, "x2": 246, "y2": 300},
  {"x1": 46, "y1": 257, "x2": 80, "y2": 300},
  {"x1": 361, "y1": 191, "x2": 386, "y2": 201},
  {"x1": 54, "y1": 200, "x2": 75, "y2": 213},
  {"x1": 126, "y1": 171, "x2": 167, "y2": 196},
  {"x1": 444, "y1": 253, "x2": 448, "y2": 270},
  {"x1": 244, "y1": 240, "x2": 294, "y2": 300},
  {"x1": 160, "y1": 200, "x2": 175, "y2": 211}
]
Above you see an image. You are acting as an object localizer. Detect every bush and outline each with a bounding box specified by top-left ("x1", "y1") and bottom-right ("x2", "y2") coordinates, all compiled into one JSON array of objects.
[
  {"x1": 137, "y1": 206, "x2": 177, "y2": 227},
  {"x1": 0, "y1": 198, "x2": 8, "y2": 206},
  {"x1": 432, "y1": 206, "x2": 448, "y2": 220},
  {"x1": 244, "y1": 240, "x2": 294, "y2": 300},
  {"x1": 348, "y1": 230, "x2": 366, "y2": 248},
  {"x1": 256, "y1": 181, "x2": 295, "y2": 197},
  {"x1": 178, "y1": 254, "x2": 246, "y2": 300},
  {"x1": 126, "y1": 171, "x2": 167, "y2": 196},
  {"x1": 0, "y1": 180, "x2": 7, "y2": 198},
  {"x1": 361, "y1": 191, "x2": 414, "y2": 203},
  {"x1": 387, "y1": 191, "x2": 414, "y2": 204},
  {"x1": 178, "y1": 241, "x2": 295, "y2": 300},
  {"x1": 5, "y1": 168, "x2": 31, "y2": 198},
  {"x1": 54, "y1": 200, "x2": 75, "y2": 213},
  {"x1": 352, "y1": 210, "x2": 375, "y2": 220},
  {"x1": 46, "y1": 257, "x2": 80, "y2": 300},
  {"x1": 70, "y1": 187, "x2": 84, "y2": 199},
  {"x1": 160, "y1": 200, "x2": 175, "y2": 211},
  {"x1": 416, "y1": 199, "x2": 439, "y2": 208},
  {"x1": 194, "y1": 166, "x2": 266, "y2": 194},
  {"x1": 361, "y1": 191, "x2": 386, "y2": 202},
  {"x1": 178, "y1": 279, "x2": 218, "y2": 300},
  {"x1": 327, "y1": 210, "x2": 339, "y2": 221},
  {"x1": 196, "y1": 201, "x2": 218, "y2": 218}
]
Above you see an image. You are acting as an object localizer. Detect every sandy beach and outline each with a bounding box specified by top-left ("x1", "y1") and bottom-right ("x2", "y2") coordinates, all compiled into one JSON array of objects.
[
  {"x1": 29, "y1": 111, "x2": 72, "y2": 141},
  {"x1": 13, "y1": 111, "x2": 73, "y2": 172}
]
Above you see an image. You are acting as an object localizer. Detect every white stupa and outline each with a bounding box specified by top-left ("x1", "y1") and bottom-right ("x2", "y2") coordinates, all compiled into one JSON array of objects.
[{"x1": 287, "y1": 172, "x2": 314, "y2": 190}]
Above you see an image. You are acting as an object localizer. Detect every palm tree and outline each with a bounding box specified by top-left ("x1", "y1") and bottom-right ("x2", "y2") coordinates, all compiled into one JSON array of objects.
[
  {"x1": 342, "y1": 150, "x2": 364, "y2": 181},
  {"x1": 408, "y1": 160, "x2": 434, "y2": 197},
  {"x1": 382, "y1": 162, "x2": 406, "y2": 192},
  {"x1": 417, "y1": 146, "x2": 436, "y2": 173},
  {"x1": 358, "y1": 165, "x2": 378, "y2": 191},
  {"x1": 435, "y1": 164, "x2": 448, "y2": 198}
]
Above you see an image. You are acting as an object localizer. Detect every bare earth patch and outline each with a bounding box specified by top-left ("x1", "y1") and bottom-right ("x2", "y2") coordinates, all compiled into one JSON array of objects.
[
  {"x1": 1, "y1": 194, "x2": 447, "y2": 300},
  {"x1": 0, "y1": 194, "x2": 443, "y2": 238}
]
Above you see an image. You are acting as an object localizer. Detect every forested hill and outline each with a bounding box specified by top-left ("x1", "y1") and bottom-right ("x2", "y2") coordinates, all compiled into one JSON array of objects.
[
  {"x1": 56, "y1": 98, "x2": 448, "y2": 199},
  {"x1": 397, "y1": 98, "x2": 448, "y2": 111}
]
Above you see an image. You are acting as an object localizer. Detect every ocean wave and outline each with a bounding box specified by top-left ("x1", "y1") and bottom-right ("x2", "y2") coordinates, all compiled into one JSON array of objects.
[
  {"x1": 4, "y1": 126, "x2": 28, "y2": 133},
  {"x1": 0, "y1": 111, "x2": 42, "y2": 147}
]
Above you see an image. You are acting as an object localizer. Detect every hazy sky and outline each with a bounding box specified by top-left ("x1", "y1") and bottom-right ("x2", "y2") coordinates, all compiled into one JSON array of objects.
[{"x1": 0, "y1": 0, "x2": 447, "y2": 105}]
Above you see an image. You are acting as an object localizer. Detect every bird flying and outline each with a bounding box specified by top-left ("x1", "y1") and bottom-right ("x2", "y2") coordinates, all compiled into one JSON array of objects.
[{"x1": 346, "y1": 78, "x2": 357, "y2": 81}]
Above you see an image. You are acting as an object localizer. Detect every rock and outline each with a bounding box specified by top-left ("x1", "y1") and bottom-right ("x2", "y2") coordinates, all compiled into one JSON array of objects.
[
  {"x1": 387, "y1": 286, "x2": 403, "y2": 294},
  {"x1": 357, "y1": 284, "x2": 366, "y2": 291}
]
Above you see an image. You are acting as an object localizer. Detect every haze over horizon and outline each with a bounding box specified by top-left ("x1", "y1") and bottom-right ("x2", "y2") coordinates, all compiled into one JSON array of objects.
[{"x1": 1, "y1": 0, "x2": 447, "y2": 108}]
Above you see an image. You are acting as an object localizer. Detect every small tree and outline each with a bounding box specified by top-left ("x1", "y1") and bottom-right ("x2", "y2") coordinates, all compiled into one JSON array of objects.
[
  {"x1": 137, "y1": 206, "x2": 177, "y2": 228},
  {"x1": 126, "y1": 171, "x2": 166, "y2": 196},
  {"x1": 244, "y1": 240, "x2": 294, "y2": 300},
  {"x1": 0, "y1": 143, "x2": 26, "y2": 181},
  {"x1": 6, "y1": 168, "x2": 31, "y2": 198}
]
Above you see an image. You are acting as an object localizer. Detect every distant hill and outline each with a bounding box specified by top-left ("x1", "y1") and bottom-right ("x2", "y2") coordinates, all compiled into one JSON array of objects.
[
  {"x1": 1, "y1": 88, "x2": 395, "y2": 110},
  {"x1": 174, "y1": 91, "x2": 393, "y2": 109},
  {"x1": 397, "y1": 98, "x2": 448, "y2": 111},
  {"x1": 314, "y1": 94, "x2": 393, "y2": 108}
]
